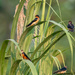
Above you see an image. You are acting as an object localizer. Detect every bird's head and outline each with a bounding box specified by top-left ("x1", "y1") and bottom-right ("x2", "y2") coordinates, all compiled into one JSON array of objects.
[
  {"x1": 21, "y1": 50, "x2": 24, "y2": 53},
  {"x1": 69, "y1": 21, "x2": 72, "y2": 24},
  {"x1": 64, "y1": 66, "x2": 67, "y2": 68},
  {"x1": 35, "y1": 15, "x2": 40, "y2": 18}
]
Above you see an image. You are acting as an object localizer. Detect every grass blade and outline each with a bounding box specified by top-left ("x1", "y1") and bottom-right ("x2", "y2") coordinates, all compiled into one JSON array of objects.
[
  {"x1": 58, "y1": 50, "x2": 65, "y2": 66},
  {"x1": 31, "y1": 30, "x2": 63, "y2": 59},
  {"x1": 44, "y1": 0, "x2": 52, "y2": 36},
  {"x1": 34, "y1": 33, "x2": 66, "y2": 64},
  {"x1": 9, "y1": 60, "x2": 22, "y2": 75},
  {"x1": 39, "y1": 0, "x2": 46, "y2": 41},
  {"x1": 0, "y1": 39, "x2": 21, "y2": 75},
  {"x1": 8, "y1": 39, "x2": 21, "y2": 52},
  {"x1": 0, "y1": 40, "x2": 9, "y2": 75},
  {"x1": 52, "y1": 56, "x2": 61, "y2": 70},
  {"x1": 23, "y1": 60, "x2": 38, "y2": 75}
]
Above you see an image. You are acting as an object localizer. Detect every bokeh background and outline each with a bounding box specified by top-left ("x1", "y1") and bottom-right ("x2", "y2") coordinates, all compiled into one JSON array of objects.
[{"x1": 0, "y1": 0, "x2": 75, "y2": 73}]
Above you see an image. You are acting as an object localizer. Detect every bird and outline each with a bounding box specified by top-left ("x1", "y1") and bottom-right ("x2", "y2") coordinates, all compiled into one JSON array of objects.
[
  {"x1": 26, "y1": 15, "x2": 40, "y2": 27},
  {"x1": 53, "y1": 66, "x2": 67, "y2": 74},
  {"x1": 67, "y1": 21, "x2": 74, "y2": 32},
  {"x1": 20, "y1": 50, "x2": 31, "y2": 61}
]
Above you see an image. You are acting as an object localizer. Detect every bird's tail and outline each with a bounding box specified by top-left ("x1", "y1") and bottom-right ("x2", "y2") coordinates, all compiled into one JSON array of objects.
[
  {"x1": 26, "y1": 25, "x2": 29, "y2": 27},
  {"x1": 24, "y1": 53, "x2": 31, "y2": 61},
  {"x1": 53, "y1": 70, "x2": 60, "y2": 74},
  {"x1": 26, "y1": 24, "x2": 31, "y2": 27},
  {"x1": 28, "y1": 58, "x2": 31, "y2": 61}
]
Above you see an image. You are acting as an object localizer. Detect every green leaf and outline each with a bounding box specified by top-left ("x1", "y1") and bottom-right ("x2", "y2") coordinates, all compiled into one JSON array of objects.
[
  {"x1": 31, "y1": 30, "x2": 63, "y2": 59},
  {"x1": 52, "y1": 49, "x2": 65, "y2": 67},
  {"x1": 9, "y1": 60, "x2": 22, "y2": 75},
  {"x1": 0, "y1": 40, "x2": 9, "y2": 75},
  {"x1": 6, "y1": 58, "x2": 11, "y2": 75},
  {"x1": 56, "y1": 0, "x2": 62, "y2": 18},
  {"x1": 39, "y1": 0, "x2": 46, "y2": 40},
  {"x1": 52, "y1": 56, "x2": 61, "y2": 70},
  {"x1": 29, "y1": 0, "x2": 42, "y2": 9},
  {"x1": 0, "y1": 39, "x2": 21, "y2": 75},
  {"x1": 23, "y1": 60, "x2": 38, "y2": 75},
  {"x1": 8, "y1": 39, "x2": 21, "y2": 52},
  {"x1": 34, "y1": 33, "x2": 66, "y2": 64},
  {"x1": 58, "y1": 50, "x2": 65, "y2": 66},
  {"x1": 46, "y1": 2, "x2": 61, "y2": 20},
  {"x1": 44, "y1": 0, "x2": 52, "y2": 36}
]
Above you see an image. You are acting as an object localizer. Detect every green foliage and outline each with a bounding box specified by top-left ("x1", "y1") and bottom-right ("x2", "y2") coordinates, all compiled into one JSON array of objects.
[
  {"x1": 23, "y1": 60, "x2": 38, "y2": 75},
  {"x1": 31, "y1": 30, "x2": 63, "y2": 59},
  {"x1": 0, "y1": 0, "x2": 75, "y2": 75},
  {"x1": 9, "y1": 60, "x2": 22, "y2": 75},
  {"x1": 11, "y1": 0, "x2": 26, "y2": 64},
  {"x1": 0, "y1": 40, "x2": 9, "y2": 75}
]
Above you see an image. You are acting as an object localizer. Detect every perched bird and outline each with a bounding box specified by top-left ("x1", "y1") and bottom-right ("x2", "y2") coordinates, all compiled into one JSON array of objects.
[
  {"x1": 26, "y1": 15, "x2": 40, "y2": 27},
  {"x1": 53, "y1": 66, "x2": 67, "y2": 74},
  {"x1": 20, "y1": 50, "x2": 31, "y2": 61},
  {"x1": 67, "y1": 21, "x2": 74, "y2": 32}
]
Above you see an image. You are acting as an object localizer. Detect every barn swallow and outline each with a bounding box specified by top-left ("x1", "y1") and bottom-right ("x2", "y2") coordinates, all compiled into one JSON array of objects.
[
  {"x1": 67, "y1": 21, "x2": 74, "y2": 32},
  {"x1": 26, "y1": 15, "x2": 40, "y2": 27},
  {"x1": 53, "y1": 66, "x2": 67, "y2": 74},
  {"x1": 20, "y1": 50, "x2": 31, "y2": 61}
]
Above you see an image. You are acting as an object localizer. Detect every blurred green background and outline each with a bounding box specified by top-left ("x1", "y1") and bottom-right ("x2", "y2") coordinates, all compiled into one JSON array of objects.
[{"x1": 0, "y1": 0, "x2": 75, "y2": 73}]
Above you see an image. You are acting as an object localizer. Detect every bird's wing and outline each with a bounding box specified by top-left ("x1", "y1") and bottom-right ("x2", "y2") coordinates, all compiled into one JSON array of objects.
[
  {"x1": 60, "y1": 67, "x2": 67, "y2": 71},
  {"x1": 23, "y1": 52, "x2": 31, "y2": 61},
  {"x1": 53, "y1": 70, "x2": 61, "y2": 74},
  {"x1": 26, "y1": 18, "x2": 38, "y2": 27}
]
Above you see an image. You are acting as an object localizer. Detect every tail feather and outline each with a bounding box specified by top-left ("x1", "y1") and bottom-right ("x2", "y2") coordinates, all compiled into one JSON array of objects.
[
  {"x1": 26, "y1": 24, "x2": 30, "y2": 27},
  {"x1": 26, "y1": 22, "x2": 33, "y2": 27},
  {"x1": 28, "y1": 58, "x2": 31, "y2": 61},
  {"x1": 23, "y1": 52, "x2": 31, "y2": 61},
  {"x1": 53, "y1": 70, "x2": 60, "y2": 74}
]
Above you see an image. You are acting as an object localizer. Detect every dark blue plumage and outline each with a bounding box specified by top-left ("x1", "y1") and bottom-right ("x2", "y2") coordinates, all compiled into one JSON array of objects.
[
  {"x1": 67, "y1": 21, "x2": 74, "y2": 32},
  {"x1": 26, "y1": 18, "x2": 38, "y2": 27},
  {"x1": 60, "y1": 67, "x2": 67, "y2": 71},
  {"x1": 67, "y1": 24, "x2": 74, "y2": 29}
]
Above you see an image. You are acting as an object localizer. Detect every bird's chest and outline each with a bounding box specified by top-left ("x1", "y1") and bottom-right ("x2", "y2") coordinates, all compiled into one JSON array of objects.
[
  {"x1": 58, "y1": 70, "x2": 66, "y2": 74},
  {"x1": 33, "y1": 19, "x2": 39, "y2": 24}
]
